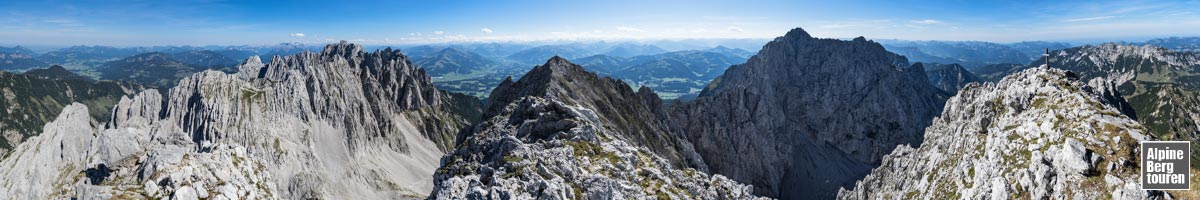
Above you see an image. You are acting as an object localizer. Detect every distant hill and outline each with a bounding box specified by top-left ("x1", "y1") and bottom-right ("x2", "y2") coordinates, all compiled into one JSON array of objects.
[
  {"x1": 36, "y1": 45, "x2": 149, "y2": 70},
  {"x1": 505, "y1": 44, "x2": 597, "y2": 64},
  {"x1": 0, "y1": 46, "x2": 36, "y2": 55},
  {"x1": 22, "y1": 65, "x2": 88, "y2": 80},
  {"x1": 98, "y1": 51, "x2": 239, "y2": 88},
  {"x1": 0, "y1": 52, "x2": 49, "y2": 71},
  {"x1": 1131, "y1": 37, "x2": 1200, "y2": 52},
  {"x1": 601, "y1": 43, "x2": 667, "y2": 58},
  {"x1": 413, "y1": 47, "x2": 496, "y2": 75}
]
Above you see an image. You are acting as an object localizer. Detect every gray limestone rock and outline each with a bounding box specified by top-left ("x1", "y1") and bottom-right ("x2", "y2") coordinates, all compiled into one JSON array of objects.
[
  {"x1": 837, "y1": 68, "x2": 1158, "y2": 199},
  {"x1": 430, "y1": 57, "x2": 765, "y2": 200},
  {"x1": 670, "y1": 27, "x2": 947, "y2": 198},
  {"x1": 0, "y1": 42, "x2": 481, "y2": 199}
]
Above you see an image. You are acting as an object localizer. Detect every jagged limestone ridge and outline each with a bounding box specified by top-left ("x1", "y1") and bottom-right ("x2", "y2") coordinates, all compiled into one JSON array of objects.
[
  {"x1": 0, "y1": 41, "x2": 480, "y2": 199},
  {"x1": 430, "y1": 57, "x2": 762, "y2": 199}
]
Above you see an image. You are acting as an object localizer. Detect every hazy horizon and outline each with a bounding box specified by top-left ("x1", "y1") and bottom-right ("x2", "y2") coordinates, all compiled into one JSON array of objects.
[{"x1": 3, "y1": 0, "x2": 1199, "y2": 46}]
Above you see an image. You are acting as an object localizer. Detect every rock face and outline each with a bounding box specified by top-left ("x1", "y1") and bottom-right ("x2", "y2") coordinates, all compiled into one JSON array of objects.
[
  {"x1": 923, "y1": 63, "x2": 981, "y2": 95},
  {"x1": 0, "y1": 41, "x2": 481, "y2": 199},
  {"x1": 838, "y1": 68, "x2": 1155, "y2": 199},
  {"x1": 669, "y1": 28, "x2": 947, "y2": 198},
  {"x1": 429, "y1": 57, "x2": 762, "y2": 199},
  {"x1": 0, "y1": 69, "x2": 145, "y2": 156},
  {"x1": 0, "y1": 104, "x2": 96, "y2": 199}
]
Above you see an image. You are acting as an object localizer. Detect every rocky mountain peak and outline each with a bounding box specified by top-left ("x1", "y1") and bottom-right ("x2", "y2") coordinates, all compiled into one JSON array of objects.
[
  {"x1": 840, "y1": 67, "x2": 1156, "y2": 199},
  {"x1": 782, "y1": 27, "x2": 814, "y2": 40},
  {"x1": 670, "y1": 27, "x2": 945, "y2": 198},
  {"x1": 483, "y1": 56, "x2": 701, "y2": 167},
  {"x1": 430, "y1": 55, "x2": 759, "y2": 199},
  {"x1": 320, "y1": 40, "x2": 367, "y2": 59},
  {"x1": 0, "y1": 42, "x2": 481, "y2": 199}
]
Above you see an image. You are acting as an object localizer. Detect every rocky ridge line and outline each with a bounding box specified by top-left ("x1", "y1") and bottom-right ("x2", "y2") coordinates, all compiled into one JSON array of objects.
[{"x1": 838, "y1": 67, "x2": 1156, "y2": 199}]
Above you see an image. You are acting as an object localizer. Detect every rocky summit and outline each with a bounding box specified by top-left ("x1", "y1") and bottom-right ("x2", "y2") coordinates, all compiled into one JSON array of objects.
[
  {"x1": 429, "y1": 57, "x2": 763, "y2": 199},
  {"x1": 0, "y1": 41, "x2": 480, "y2": 199},
  {"x1": 838, "y1": 68, "x2": 1157, "y2": 199},
  {"x1": 669, "y1": 28, "x2": 947, "y2": 199}
]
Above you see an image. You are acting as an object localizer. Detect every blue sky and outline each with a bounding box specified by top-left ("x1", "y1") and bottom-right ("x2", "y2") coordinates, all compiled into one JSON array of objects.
[{"x1": 2, "y1": 0, "x2": 1198, "y2": 46}]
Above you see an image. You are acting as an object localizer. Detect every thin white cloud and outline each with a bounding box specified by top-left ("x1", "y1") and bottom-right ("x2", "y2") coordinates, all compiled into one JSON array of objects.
[
  {"x1": 911, "y1": 19, "x2": 942, "y2": 25},
  {"x1": 290, "y1": 33, "x2": 305, "y2": 37},
  {"x1": 481, "y1": 27, "x2": 493, "y2": 34},
  {"x1": 434, "y1": 31, "x2": 445, "y2": 35},
  {"x1": 616, "y1": 26, "x2": 645, "y2": 33},
  {"x1": 1064, "y1": 16, "x2": 1116, "y2": 22},
  {"x1": 727, "y1": 26, "x2": 745, "y2": 32}
]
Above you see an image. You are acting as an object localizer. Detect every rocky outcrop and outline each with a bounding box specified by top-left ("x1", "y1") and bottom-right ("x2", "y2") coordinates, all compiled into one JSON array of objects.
[
  {"x1": 670, "y1": 28, "x2": 947, "y2": 198},
  {"x1": 429, "y1": 57, "x2": 761, "y2": 199},
  {"x1": 0, "y1": 41, "x2": 481, "y2": 199},
  {"x1": 0, "y1": 104, "x2": 96, "y2": 199},
  {"x1": 838, "y1": 68, "x2": 1155, "y2": 199},
  {"x1": 0, "y1": 69, "x2": 145, "y2": 157}
]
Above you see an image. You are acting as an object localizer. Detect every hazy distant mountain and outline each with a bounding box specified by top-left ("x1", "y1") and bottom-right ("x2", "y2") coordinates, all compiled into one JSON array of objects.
[
  {"x1": 36, "y1": 45, "x2": 148, "y2": 69},
  {"x1": 400, "y1": 45, "x2": 440, "y2": 58},
  {"x1": 413, "y1": 47, "x2": 496, "y2": 75},
  {"x1": 505, "y1": 44, "x2": 597, "y2": 64},
  {"x1": 14, "y1": 43, "x2": 312, "y2": 72},
  {"x1": 447, "y1": 43, "x2": 534, "y2": 59},
  {"x1": 878, "y1": 40, "x2": 1071, "y2": 69},
  {"x1": 1008, "y1": 41, "x2": 1072, "y2": 58},
  {"x1": 1133, "y1": 37, "x2": 1200, "y2": 52},
  {"x1": 572, "y1": 54, "x2": 628, "y2": 74},
  {"x1": 0, "y1": 46, "x2": 36, "y2": 55},
  {"x1": 646, "y1": 38, "x2": 770, "y2": 52},
  {"x1": 601, "y1": 43, "x2": 668, "y2": 57},
  {"x1": 407, "y1": 46, "x2": 531, "y2": 97},
  {"x1": 0, "y1": 52, "x2": 49, "y2": 70},
  {"x1": 97, "y1": 51, "x2": 239, "y2": 88},
  {"x1": 702, "y1": 45, "x2": 755, "y2": 59}
]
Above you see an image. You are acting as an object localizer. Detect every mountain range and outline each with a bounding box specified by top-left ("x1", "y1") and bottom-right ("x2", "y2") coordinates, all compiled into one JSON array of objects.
[
  {"x1": 877, "y1": 40, "x2": 1071, "y2": 69},
  {"x1": 0, "y1": 27, "x2": 1197, "y2": 200}
]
